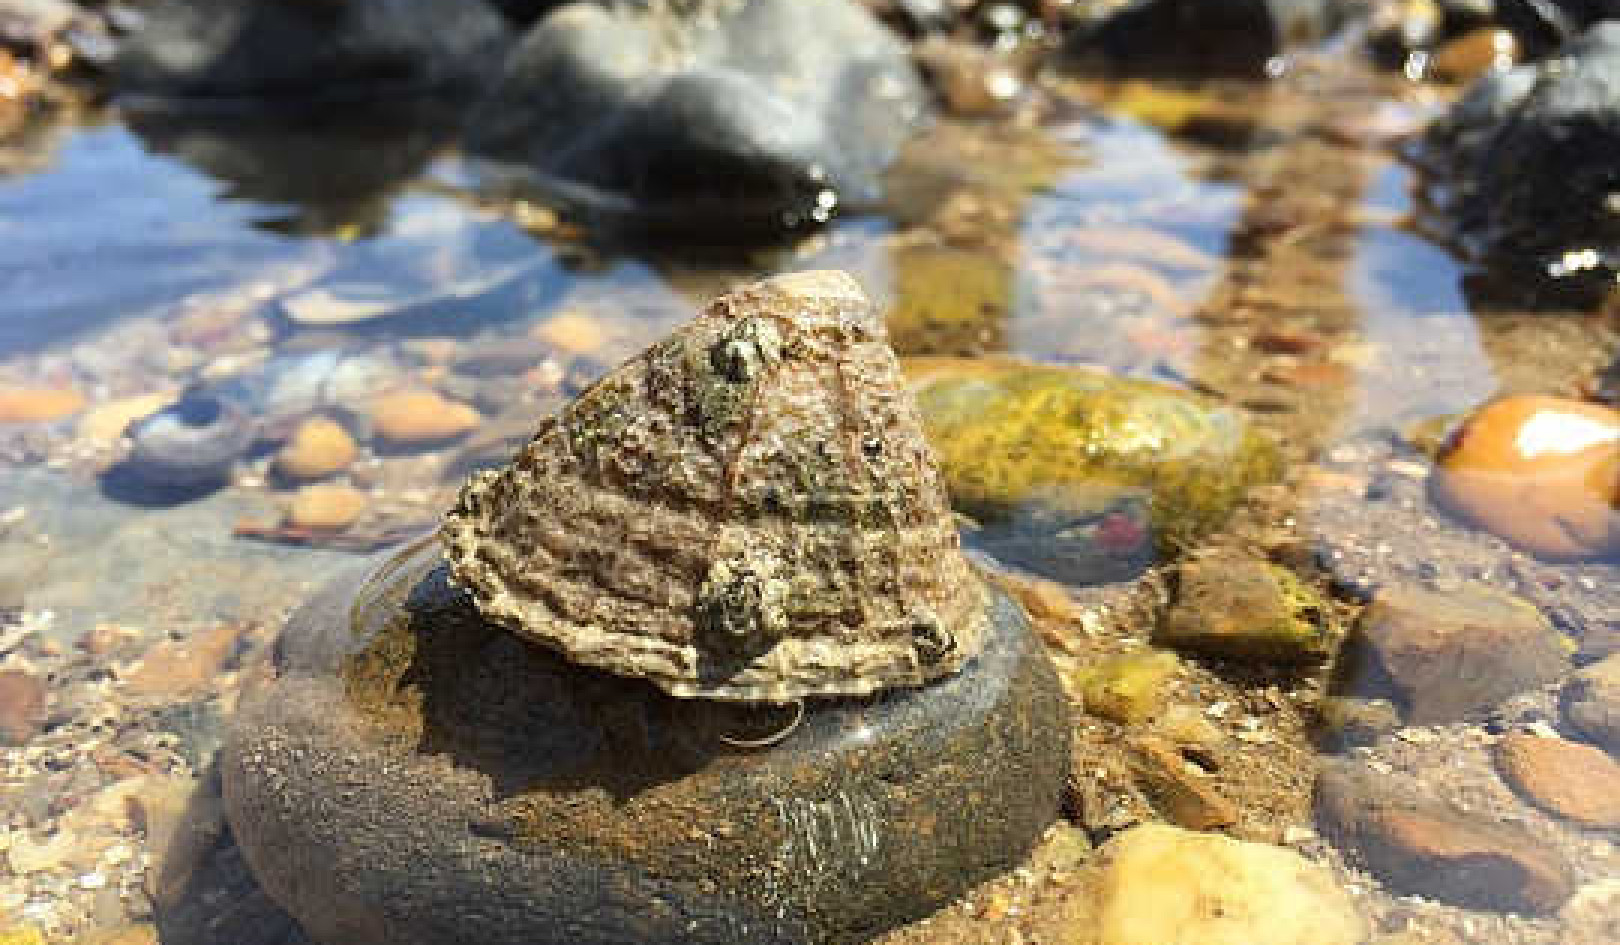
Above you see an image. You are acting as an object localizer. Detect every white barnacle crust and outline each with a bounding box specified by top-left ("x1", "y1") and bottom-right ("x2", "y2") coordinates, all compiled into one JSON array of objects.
[{"x1": 442, "y1": 270, "x2": 989, "y2": 702}]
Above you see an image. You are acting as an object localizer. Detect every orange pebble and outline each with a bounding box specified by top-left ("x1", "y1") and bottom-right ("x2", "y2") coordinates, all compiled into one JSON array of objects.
[
  {"x1": 0, "y1": 387, "x2": 86, "y2": 423},
  {"x1": 1432, "y1": 395, "x2": 1619, "y2": 559}
]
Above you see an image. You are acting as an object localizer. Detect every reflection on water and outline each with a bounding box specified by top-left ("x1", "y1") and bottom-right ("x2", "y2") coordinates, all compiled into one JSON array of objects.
[{"x1": 0, "y1": 44, "x2": 1616, "y2": 945}]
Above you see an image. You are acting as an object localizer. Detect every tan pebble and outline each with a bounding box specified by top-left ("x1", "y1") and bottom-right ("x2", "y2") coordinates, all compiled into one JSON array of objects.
[
  {"x1": 0, "y1": 386, "x2": 86, "y2": 423},
  {"x1": 75, "y1": 392, "x2": 175, "y2": 445},
  {"x1": 1076, "y1": 823, "x2": 1367, "y2": 945},
  {"x1": 275, "y1": 416, "x2": 358, "y2": 480},
  {"x1": 79, "y1": 925, "x2": 160, "y2": 945},
  {"x1": 287, "y1": 483, "x2": 368, "y2": 532},
  {"x1": 1496, "y1": 732, "x2": 1620, "y2": 828},
  {"x1": 531, "y1": 309, "x2": 609, "y2": 356},
  {"x1": 369, "y1": 391, "x2": 479, "y2": 447},
  {"x1": 123, "y1": 624, "x2": 244, "y2": 700}
]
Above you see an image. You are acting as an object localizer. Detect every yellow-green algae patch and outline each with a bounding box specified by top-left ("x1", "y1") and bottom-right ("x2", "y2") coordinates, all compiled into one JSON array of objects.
[{"x1": 906, "y1": 358, "x2": 1281, "y2": 583}]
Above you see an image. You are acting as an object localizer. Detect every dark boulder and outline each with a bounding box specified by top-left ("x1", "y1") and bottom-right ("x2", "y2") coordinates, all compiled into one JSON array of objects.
[
  {"x1": 1419, "y1": 21, "x2": 1620, "y2": 303},
  {"x1": 1497, "y1": 0, "x2": 1619, "y2": 58},
  {"x1": 465, "y1": 0, "x2": 929, "y2": 236},
  {"x1": 113, "y1": 0, "x2": 511, "y2": 99},
  {"x1": 1063, "y1": 0, "x2": 1332, "y2": 77}
]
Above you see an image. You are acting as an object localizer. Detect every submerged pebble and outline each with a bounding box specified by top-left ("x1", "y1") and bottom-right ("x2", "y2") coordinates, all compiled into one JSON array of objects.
[
  {"x1": 1494, "y1": 732, "x2": 1620, "y2": 828},
  {"x1": 0, "y1": 386, "x2": 85, "y2": 424},
  {"x1": 1071, "y1": 823, "x2": 1367, "y2": 945},
  {"x1": 274, "y1": 416, "x2": 357, "y2": 481},
  {"x1": 124, "y1": 391, "x2": 256, "y2": 488},
  {"x1": 285, "y1": 483, "x2": 367, "y2": 532},
  {"x1": 1432, "y1": 394, "x2": 1619, "y2": 560},
  {"x1": 1562, "y1": 654, "x2": 1620, "y2": 754},
  {"x1": 367, "y1": 391, "x2": 479, "y2": 448},
  {"x1": 1337, "y1": 582, "x2": 1568, "y2": 724},
  {"x1": 1157, "y1": 548, "x2": 1331, "y2": 663}
]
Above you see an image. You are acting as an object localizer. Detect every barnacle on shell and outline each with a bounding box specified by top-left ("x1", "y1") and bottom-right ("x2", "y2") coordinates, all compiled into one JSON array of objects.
[{"x1": 442, "y1": 270, "x2": 989, "y2": 702}]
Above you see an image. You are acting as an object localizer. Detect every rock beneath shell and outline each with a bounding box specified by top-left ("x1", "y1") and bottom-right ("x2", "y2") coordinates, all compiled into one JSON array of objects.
[
  {"x1": 222, "y1": 538, "x2": 1068, "y2": 945},
  {"x1": 1314, "y1": 760, "x2": 1576, "y2": 915},
  {"x1": 444, "y1": 270, "x2": 989, "y2": 702},
  {"x1": 1334, "y1": 582, "x2": 1569, "y2": 724},
  {"x1": 1068, "y1": 823, "x2": 1367, "y2": 945},
  {"x1": 1494, "y1": 732, "x2": 1620, "y2": 828}
]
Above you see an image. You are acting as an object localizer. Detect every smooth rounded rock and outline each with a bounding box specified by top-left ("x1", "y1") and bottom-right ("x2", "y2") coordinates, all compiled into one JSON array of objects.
[
  {"x1": 125, "y1": 391, "x2": 256, "y2": 488},
  {"x1": 223, "y1": 539, "x2": 1068, "y2": 945},
  {"x1": 1432, "y1": 394, "x2": 1618, "y2": 560},
  {"x1": 275, "y1": 417, "x2": 358, "y2": 481}
]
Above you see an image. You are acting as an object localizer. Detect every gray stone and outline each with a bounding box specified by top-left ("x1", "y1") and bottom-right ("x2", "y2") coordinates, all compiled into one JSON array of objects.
[
  {"x1": 466, "y1": 0, "x2": 928, "y2": 233},
  {"x1": 1064, "y1": 0, "x2": 1331, "y2": 77},
  {"x1": 1562, "y1": 653, "x2": 1620, "y2": 754},
  {"x1": 223, "y1": 539, "x2": 1068, "y2": 945},
  {"x1": 114, "y1": 0, "x2": 511, "y2": 99}
]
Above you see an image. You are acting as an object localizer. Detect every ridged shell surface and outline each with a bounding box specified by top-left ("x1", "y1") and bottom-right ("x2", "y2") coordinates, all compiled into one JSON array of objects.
[{"x1": 443, "y1": 270, "x2": 988, "y2": 702}]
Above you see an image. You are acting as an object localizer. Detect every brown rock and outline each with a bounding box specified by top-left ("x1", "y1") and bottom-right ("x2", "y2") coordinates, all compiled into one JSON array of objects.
[
  {"x1": 1127, "y1": 735, "x2": 1237, "y2": 830},
  {"x1": 123, "y1": 624, "x2": 243, "y2": 701},
  {"x1": 1158, "y1": 549, "x2": 1331, "y2": 663},
  {"x1": 1432, "y1": 395, "x2": 1618, "y2": 560},
  {"x1": 1495, "y1": 732, "x2": 1620, "y2": 827},
  {"x1": 0, "y1": 670, "x2": 46, "y2": 744},
  {"x1": 1563, "y1": 654, "x2": 1620, "y2": 754},
  {"x1": 1314, "y1": 761, "x2": 1576, "y2": 914},
  {"x1": 285, "y1": 483, "x2": 367, "y2": 532},
  {"x1": 1430, "y1": 27, "x2": 1518, "y2": 83},
  {"x1": 274, "y1": 416, "x2": 358, "y2": 481},
  {"x1": 0, "y1": 386, "x2": 85, "y2": 423},
  {"x1": 1339, "y1": 583, "x2": 1569, "y2": 723},
  {"x1": 368, "y1": 391, "x2": 480, "y2": 447}
]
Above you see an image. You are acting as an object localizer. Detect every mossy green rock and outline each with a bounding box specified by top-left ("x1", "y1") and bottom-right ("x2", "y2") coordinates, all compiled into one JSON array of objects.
[
  {"x1": 1077, "y1": 651, "x2": 1182, "y2": 724},
  {"x1": 1158, "y1": 550, "x2": 1332, "y2": 663},
  {"x1": 907, "y1": 359, "x2": 1281, "y2": 584}
]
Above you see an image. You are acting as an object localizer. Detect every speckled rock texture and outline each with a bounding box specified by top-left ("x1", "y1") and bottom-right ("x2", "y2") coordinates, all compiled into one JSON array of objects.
[
  {"x1": 444, "y1": 271, "x2": 989, "y2": 702},
  {"x1": 222, "y1": 539, "x2": 1069, "y2": 945}
]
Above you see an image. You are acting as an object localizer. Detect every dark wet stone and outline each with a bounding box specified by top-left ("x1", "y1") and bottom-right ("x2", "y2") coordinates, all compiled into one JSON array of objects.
[
  {"x1": 1064, "y1": 0, "x2": 1330, "y2": 77},
  {"x1": 1333, "y1": 582, "x2": 1569, "y2": 724},
  {"x1": 1419, "y1": 21, "x2": 1620, "y2": 304},
  {"x1": 113, "y1": 0, "x2": 511, "y2": 99},
  {"x1": 119, "y1": 390, "x2": 255, "y2": 492},
  {"x1": 223, "y1": 540, "x2": 1068, "y2": 945},
  {"x1": 465, "y1": 0, "x2": 928, "y2": 236},
  {"x1": 1497, "y1": 0, "x2": 1620, "y2": 58},
  {"x1": 1314, "y1": 760, "x2": 1576, "y2": 915}
]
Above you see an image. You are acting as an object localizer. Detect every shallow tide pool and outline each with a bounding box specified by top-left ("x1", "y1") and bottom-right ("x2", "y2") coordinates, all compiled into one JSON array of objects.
[{"x1": 0, "y1": 45, "x2": 1617, "y2": 945}]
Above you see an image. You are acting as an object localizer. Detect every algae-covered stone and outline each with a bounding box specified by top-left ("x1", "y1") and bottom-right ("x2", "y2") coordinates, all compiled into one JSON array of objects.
[
  {"x1": 882, "y1": 246, "x2": 1012, "y2": 357},
  {"x1": 1078, "y1": 651, "x2": 1181, "y2": 724},
  {"x1": 907, "y1": 359, "x2": 1280, "y2": 584},
  {"x1": 1158, "y1": 549, "x2": 1331, "y2": 663}
]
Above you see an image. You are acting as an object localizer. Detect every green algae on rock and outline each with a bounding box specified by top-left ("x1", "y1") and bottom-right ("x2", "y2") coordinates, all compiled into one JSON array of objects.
[
  {"x1": 1157, "y1": 548, "x2": 1332, "y2": 663},
  {"x1": 905, "y1": 358, "x2": 1281, "y2": 585}
]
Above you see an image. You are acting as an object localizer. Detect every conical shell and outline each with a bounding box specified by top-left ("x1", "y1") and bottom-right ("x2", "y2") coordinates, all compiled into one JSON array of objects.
[{"x1": 443, "y1": 270, "x2": 989, "y2": 702}]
